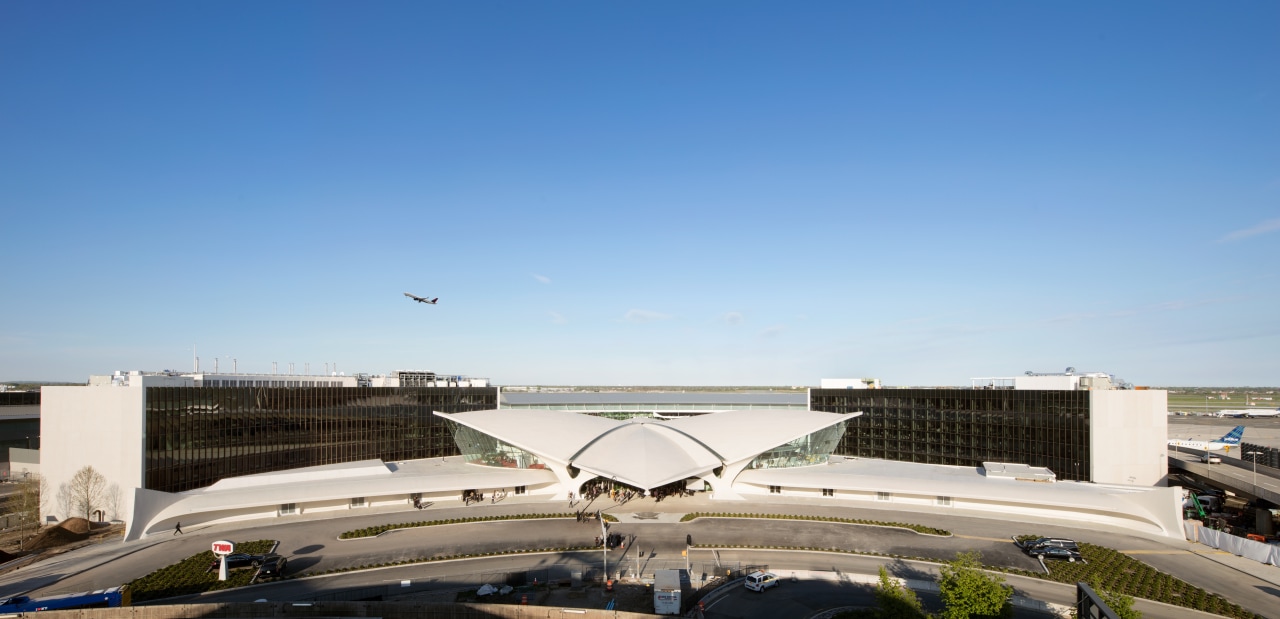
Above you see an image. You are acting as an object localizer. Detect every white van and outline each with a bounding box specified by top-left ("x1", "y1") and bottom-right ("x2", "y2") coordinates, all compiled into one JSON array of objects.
[{"x1": 744, "y1": 571, "x2": 779, "y2": 592}]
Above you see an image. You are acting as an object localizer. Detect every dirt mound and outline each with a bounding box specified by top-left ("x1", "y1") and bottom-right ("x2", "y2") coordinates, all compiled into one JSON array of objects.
[
  {"x1": 59, "y1": 517, "x2": 92, "y2": 534},
  {"x1": 25, "y1": 518, "x2": 91, "y2": 551}
]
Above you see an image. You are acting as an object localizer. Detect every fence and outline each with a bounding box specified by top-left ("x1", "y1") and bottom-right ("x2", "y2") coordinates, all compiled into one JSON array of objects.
[{"x1": 1184, "y1": 521, "x2": 1280, "y2": 566}]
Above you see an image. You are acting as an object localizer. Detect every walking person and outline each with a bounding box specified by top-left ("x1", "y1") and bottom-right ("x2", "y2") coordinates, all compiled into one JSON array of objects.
[{"x1": 173, "y1": 521, "x2": 183, "y2": 536}]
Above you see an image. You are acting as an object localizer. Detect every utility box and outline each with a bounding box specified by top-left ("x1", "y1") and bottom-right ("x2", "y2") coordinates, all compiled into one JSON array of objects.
[{"x1": 653, "y1": 569, "x2": 689, "y2": 615}]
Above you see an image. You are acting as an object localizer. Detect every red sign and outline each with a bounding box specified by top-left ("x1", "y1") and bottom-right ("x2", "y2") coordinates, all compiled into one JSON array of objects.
[{"x1": 211, "y1": 540, "x2": 234, "y2": 555}]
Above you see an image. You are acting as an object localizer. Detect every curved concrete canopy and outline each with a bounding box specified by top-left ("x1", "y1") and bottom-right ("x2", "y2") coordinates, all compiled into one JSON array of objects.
[
  {"x1": 571, "y1": 420, "x2": 723, "y2": 489},
  {"x1": 435, "y1": 408, "x2": 859, "y2": 487}
]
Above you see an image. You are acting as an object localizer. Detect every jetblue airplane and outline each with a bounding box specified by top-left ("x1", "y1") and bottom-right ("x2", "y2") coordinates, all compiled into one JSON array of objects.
[{"x1": 1167, "y1": 425, "x2": 1245, "y2": 451}]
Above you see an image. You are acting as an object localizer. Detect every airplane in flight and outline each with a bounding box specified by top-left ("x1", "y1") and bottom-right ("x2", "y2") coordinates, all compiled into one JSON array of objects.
[
  {"x1": 1167, "y1": 425, "x2": 1245, "y2": 452},
  {"x1": 403, "y1": 292, "x2": 438, "y2": 305},
  {"x1": 1223, "y1": 408, "x2": 1280, "y2": 419}
]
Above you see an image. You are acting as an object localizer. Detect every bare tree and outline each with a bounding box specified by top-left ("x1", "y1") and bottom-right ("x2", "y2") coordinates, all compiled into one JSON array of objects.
[
  {"x1": 105, "y1": 483, "x2": 123, "y2": 521},
  {"x1": 13, "y1": 474, "x2": 47, "y2": 550},
  {"x1": 62, "y1": 465, "x2": 108, "y2": 521}
]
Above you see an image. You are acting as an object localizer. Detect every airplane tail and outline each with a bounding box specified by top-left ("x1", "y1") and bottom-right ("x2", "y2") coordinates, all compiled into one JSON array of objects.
[{"x1": 1217, "y1": 425, "x2": 1245, "y2": 445}]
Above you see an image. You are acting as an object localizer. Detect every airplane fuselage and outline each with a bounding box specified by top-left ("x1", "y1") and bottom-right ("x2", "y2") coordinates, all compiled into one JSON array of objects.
[{"x1": 1223, "y1": 408, "x2": 1280, "y2": 418}]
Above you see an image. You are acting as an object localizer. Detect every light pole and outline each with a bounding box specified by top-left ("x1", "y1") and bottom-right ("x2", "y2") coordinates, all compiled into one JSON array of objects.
[
  {"x1": 1205, "y1": 395, "x2": 1210, "y2": 416},
  {"x1": 1247, "y1": 451, "x2": 1261, "y2": 487}
]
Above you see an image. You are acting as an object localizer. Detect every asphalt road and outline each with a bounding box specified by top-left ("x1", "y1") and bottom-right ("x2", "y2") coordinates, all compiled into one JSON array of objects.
[{"x1": 3, "y1": 497, "x2": 1278, "y2": 618}]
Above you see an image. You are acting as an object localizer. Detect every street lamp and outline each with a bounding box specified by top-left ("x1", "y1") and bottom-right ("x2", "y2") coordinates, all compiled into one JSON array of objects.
[
  {"x1": 1205, "y1": 395, "x2": 1211, "y2": 416},
  {"x1": 1247, "y1": 451, "x2": 1261, "y2": 487}
]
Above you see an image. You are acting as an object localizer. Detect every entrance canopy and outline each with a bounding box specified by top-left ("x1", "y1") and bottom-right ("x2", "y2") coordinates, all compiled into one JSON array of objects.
[{"x1": 434, "y1": 408, "x2": 859, "y2": 489}]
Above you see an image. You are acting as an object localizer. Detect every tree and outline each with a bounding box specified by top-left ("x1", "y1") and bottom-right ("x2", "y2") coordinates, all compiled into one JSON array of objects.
[
  {"x1": 937, "y1": 551, "x2": 1012, "y2": 619},
  {"x1": 876, "y1": 565, "x2": 929, "y2": 618},
  {"x1": 1086, "y1": 579, "x2": 1142, "y2": 619},
  {"x1": 13, "y1": 474, "x2": 47, "y2": 549},
  {"x1": 62, "y1": 465, "x2": 108, "y2": 520}
]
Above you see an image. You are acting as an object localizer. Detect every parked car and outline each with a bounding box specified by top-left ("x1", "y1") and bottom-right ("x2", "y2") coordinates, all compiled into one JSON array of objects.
[
  {"x1": 256, "y1": 554, "x2": 287, "y2": 579},
  {"x1": 208, "y1": 553, "x2": 282, "y2": 573},
  {"x1": 1027, "y1": 545, "x2": 1084, "y2": 562},
  {"x1": 1018, "y1": 537, "x2": 1078, "y2": 551},
  {"x1": 744, "y1": 571, "x2": 779, "y2": 592}
]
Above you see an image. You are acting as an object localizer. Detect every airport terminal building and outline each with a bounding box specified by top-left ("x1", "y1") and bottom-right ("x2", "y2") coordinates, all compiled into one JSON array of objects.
[{"x1": 38, "y1": 370, "x2": 1179, "y2": 541}]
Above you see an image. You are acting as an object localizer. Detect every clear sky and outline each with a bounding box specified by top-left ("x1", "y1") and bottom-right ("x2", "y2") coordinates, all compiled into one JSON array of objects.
[{"x1": 2, "y1": 2, "x2": 1277, "y2": 387}]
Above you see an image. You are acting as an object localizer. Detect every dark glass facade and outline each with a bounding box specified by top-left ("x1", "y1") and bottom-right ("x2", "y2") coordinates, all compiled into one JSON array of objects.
[
  {"x1": 0, "y1": 391, "x2": 41, "y2": 451},
  {"x1": 811, "y1": 389, "x2": 1092, "y2": 482},
  {"x1": 145, "y1": 386, "x2": 496, "y2": 493}
]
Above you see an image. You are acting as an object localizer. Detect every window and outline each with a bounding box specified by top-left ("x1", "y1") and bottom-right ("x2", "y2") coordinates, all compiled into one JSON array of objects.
[
  {"x1": 514, "y1": 485, "x2": 527, "y2": 495},
  {"x1": 769, "y1": 485, "x2": 782, "y2": 494},
  {"x1": 279, "y1": 503, "x2": 298, "y2": 516},
  {"x1": 822, "y1": 488, "x2": 834, "y2": 497},
  {"x1": 936, "y1": 496, "x2": 952, "y2": 506},
  {"x1": 350, "y1": 497, "x2": 366, "y2": 508},
  {"x1": 876, "y1": 491, "x2": 892, "y2": 502}
]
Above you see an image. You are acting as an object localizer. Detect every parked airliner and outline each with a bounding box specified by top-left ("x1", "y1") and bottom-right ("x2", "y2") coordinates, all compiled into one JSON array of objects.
[
  {"x1": 1167, "y1": 425, "x2": 1245, "y2": 452},
  {"x1": 1223, "y1": 408, "x2": 1280, "y2": 419}
]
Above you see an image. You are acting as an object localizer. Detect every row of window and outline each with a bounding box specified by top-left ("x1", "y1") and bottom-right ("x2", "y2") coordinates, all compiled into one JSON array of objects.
[
  {"x1": 144, "y1": 386, "x2": 496, "y2": 492},
  {"x1": 812, "y1": 389, "x2": 1091, "y2": 481},
  {"x1": 770, "y1": 486, "x2": 951, "y2": 505},
  {"x1": 204, "y1": 380, "x2": 343, "y2": 388}
]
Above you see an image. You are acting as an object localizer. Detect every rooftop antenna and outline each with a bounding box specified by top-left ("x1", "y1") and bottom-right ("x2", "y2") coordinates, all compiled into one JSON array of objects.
[
  {"x1": 193, "y1": 344, "x2": 198, "y2": 373},
  {"x1": 289, "y1": 362, "x2": 295, "y2": 375},
  {"x1": 273, "y1": 361, "x2": 278, "y2": 375},
  {"x1": 324, "y1": 362, "x2": 329, "y2": 375},
  {"x1": 214, "y1": 358, "x2": 219, "y2": 373},
  {"x1": 233, "y1": 358, "x2": 237, "y2": 373},
  {"x1": 305, "y1": 362, "x2": 310, "y2": 375}
]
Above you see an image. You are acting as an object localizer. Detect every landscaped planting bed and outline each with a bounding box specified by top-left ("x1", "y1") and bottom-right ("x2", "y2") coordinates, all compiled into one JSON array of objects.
[
  {"x1": 694, "y1": 535, "x2": 1263, "y2": 619},
  {"x1": 679, "y1": 512, "x2": 951, "y2": 536},
  {"x1": 127, "y1": 540, "x2": 277, "y2": 602},
  {"x1": 1006, "y1": 534, "x2": 1263, "y2": 619},
  {"x1": 339, "y1": 512, "x2": 616, "y2": 539}
]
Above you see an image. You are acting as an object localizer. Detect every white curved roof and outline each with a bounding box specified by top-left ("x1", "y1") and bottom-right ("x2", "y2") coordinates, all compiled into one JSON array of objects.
[
  {"x1": 572, "y1": 420, "x2": 723, "y2": 489},
  {"x1": 435, "y1": 408, "x2": 858, "y2": 487}
]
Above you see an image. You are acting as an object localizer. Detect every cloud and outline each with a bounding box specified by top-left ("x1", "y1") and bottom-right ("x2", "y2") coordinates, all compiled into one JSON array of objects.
[
  {"x1": 548, "y1": 311, "x2": 567, "y2": 324},
  {"x1": 1218, "y1": 218, "x2": 1280, "y2": 242},
  {"x1": 622, "y1": 309, "x2": 672, "y2": 323},
  {"x1": 759, "y1": 325, "x2": 787, "y2": 338},
  {"x1": 718, "y1": 311, "x2": 745, "y2": 326},
  {"x1": 532, "y1": 274, "x2": 552, "y2": 284}
]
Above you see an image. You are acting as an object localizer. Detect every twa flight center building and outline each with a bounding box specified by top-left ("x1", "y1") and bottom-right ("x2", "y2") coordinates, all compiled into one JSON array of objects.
[{"x1": 37, "y1": 370, "x2": 1181, "y2": 542}]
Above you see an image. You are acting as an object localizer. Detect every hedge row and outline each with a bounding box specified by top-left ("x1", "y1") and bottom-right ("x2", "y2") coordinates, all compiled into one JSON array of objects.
[
  {"x1": 679, "y1": 512, "x2": 951, "y2": 536},
  {"x1": 127, "y1": 540, "x2": 277, "y2": 602},
  {"x1": 340, "y1": 512, "x2": 617, "y2": 539}
]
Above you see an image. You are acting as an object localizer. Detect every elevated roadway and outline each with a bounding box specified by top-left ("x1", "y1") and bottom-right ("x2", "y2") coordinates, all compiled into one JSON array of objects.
[{"x1": 1168, "y1": 449, "x2": 1280, "y2": 507}]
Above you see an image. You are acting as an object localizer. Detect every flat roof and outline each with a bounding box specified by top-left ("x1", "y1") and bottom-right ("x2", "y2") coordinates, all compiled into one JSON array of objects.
[{"x1": 501, "y1": 391, "x2": 808, "y2": 406}]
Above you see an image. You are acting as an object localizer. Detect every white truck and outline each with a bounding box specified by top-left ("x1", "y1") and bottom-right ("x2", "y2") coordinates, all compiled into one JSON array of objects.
[{"x1": 653, "y1": 569, "x2": 688, "y2": 615}]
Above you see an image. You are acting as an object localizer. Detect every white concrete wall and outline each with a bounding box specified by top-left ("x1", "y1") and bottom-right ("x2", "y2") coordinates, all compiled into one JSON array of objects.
[
  {"x1": 1090, "y1": 390, "x2": 1168, "y2": 486},
  {"x1": 42, "y1": 386, "x2": 145, "y2": 522}
]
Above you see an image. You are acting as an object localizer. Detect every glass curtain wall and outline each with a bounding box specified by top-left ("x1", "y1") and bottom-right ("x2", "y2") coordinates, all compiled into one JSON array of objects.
[
  {"x1": 145, "y1": 386, "x2": 496, "y2": 493},
  {"x1": 445, "y1": 421, "x2": 546, "y2": 469},
  {"x1": 810, "y1": 389, "x2": 1091, "y2": 482},
  {"x1": 747, "y1": 421, "x2": 847, "y2": 469}
]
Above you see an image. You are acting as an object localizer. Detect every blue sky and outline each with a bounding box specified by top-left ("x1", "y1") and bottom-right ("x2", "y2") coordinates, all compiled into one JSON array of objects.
[{"x1": 2, "y1": 2, "x2": 1277, "y2": 386}]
